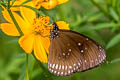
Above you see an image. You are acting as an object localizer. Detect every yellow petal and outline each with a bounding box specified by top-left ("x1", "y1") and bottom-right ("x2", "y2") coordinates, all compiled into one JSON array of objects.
[
  {"x1": 2, "y1": 10, "x2": 13, "y2": 23},
  {"x1": 19, "y1": 33, "x2": 34, "y2": 53},
  {"x1": 10, "y1": 0, "x2": 22, "y2": 11},
  {"x1": 12, "y1": 12, "x2": 31, "y2": 35},
  {"x1": 0, "y1": 24, "x2": 1, "y2": 29},
  {"x1": 1, "y1": 23, "x2": 20, "y2": 36},
  {"x1": 10, "y1": 7, "x2": 20, "y2": 11},
  {"x1": 41, "y1": 37, "x2": 50, "y2": 54},
  {"x1": 20, "y1": 2, "x2": 36, "y2": 24},
  {"x1": 42, "y1": 0, "x2": 58, "y2": 9},
  {"x1": 12, "y1": 11, "x2": 31, "y2": 35},
  {"x1": 2, "y1": 10, "x2": 31, "y2": 34},
  {"x1": 58, "y1": 0, "x2": 69, "y2": 4},
  {"x1": 56, "y1": 21, "x2": 70, "y2": 30},
  {"x1": 34, "y1": 35, "x2": 48, "y2": 63}
]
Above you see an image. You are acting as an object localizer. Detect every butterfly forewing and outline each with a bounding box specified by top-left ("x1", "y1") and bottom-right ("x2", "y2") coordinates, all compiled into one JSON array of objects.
[
  {"x1": 62, "y1": 30, "x2": 106, "y2": 71},
  {"x1": 48, "y1": 29, "x2": 106, "y2": 76}
]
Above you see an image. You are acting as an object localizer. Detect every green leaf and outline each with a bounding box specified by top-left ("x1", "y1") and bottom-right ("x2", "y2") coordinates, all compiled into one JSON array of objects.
[
  {"x1": 112, "y1": 0, "x2": 117, "y2": 8},
  {"x1": 117, "y1": 3, "x2": 120, "y2": 15},
  {"x1": 109, "y1": 7, "x2": 119, "y2": 21},
  {"x1": 71, "y1": 14, "x2": 83, "y2": 26},
  {"x1": 106, "y1": 0, "x2": 112, "y2": 6},
  {"x1": 87, "y1": 13, "x2": 103, "y2": 22},
  {"x1": 110, "y1": 58, "x2": 120, "y2": 64},
  {"x1": 31, "y1": 68, "x2": 42, "y2": 79},
  {"x1": 91, "y1": 23, "x2": 120, "y2": 30},
  {"x1": 90, "y1": 0, "x2": 109, "y2": 17},
  {"x1": 106, "y1": 33, "x2": 120, "y2": 49}
]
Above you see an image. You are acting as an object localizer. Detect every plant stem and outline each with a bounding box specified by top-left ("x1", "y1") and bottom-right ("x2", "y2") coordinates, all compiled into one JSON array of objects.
[
  {"x1": 7, "y1": 0, "x2": 10, "y2": 9},
  {"x1": 6, "y1": 2, "x2": 29, "y2": 80},
  {"x1": 7, "y1": 9, "x2": 23, "y2": 35},
  {"x1": 30, "y1": 58, "x2": 35, "y2": 78},
  {"x1": 26, "y1": 54, "x2": 29, "y2": 80}
]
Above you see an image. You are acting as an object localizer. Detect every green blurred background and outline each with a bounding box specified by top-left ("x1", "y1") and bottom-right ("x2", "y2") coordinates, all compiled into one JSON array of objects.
[{"x1": 0, "y1": 0, "x2": 120, "y2": 80}]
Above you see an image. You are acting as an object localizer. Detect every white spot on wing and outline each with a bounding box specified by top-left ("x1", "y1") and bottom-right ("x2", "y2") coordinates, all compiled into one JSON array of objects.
[
  {"x1": 78, "y1": 63, "x2": 80, "y2": 66},
  {"x1": 65, "y1": 72, "x2": 67, "y2": 75},
  {"x1": 68, "y1": 49, "x2": 72, "y2": 52},
  {"x1": 55, "y1": 32, "x2": 58, "y2": 35},
  {"x1": 99, "y1": 46, "x2": 101, "y2": 49},
  {"x1": 68, "y1": 70, "x2": 70, "y2": 74},
  {"x1": 80, "y1": 60, "x2": 82, "y2": 64},
  {"x1": 68, "y1": 53, "x2": 70, "y2": 55},
  {"x1": 49, "y1": 68, "x2": 51, "y2": 71},
  {"x1": 59, "y1": 65, "x2": 61, "y2": 70},
  {"x1": 74, "y1": 64, "x2": 76, "y2": 66},
  {"x1": 78, "y1": 43, "x2": 81, "y2": 46},
  {"x1": 57, "y1": 72, "x2": 60, "y2": 75},
  {"x1": 61, "y1": 72, "x2": 63, "y2": 75},
  {"x1": 65, "y1": 65, "x2": 67, "y2": 70},
  {"x1": 63, "y1": 53, "x2": 65, "y2": 56},
  {"x1": 50, "y1": 64, "x2": 52, "y2": 67},
  {"x1": 69, "y1": 66, "x2": 72, "y2": 69},
  {"x1": 86, "y1": 38, "x2": 89, "y2": 40},
  {"x1": 54, "y1": 71, "x2": 57, "y2": 74},
  {"x1": 52, "y1": 64, "x2": 55, "y2": 68},
  {"x1": 103, "y1": 54, "x2": 106, "y2": 60},
  {"x1": 62, "y1": 65, "x2": 64, "y2": 69},
  {"x1": 51, "y1": 70, "x2": 53, "y2": 73},
  {"x1": 71, "y1": 70, "x2": 73, "y2": 73},
  {"x1": 81, "y1": 50, "x2": 84, "y2": 53},
  {"x1": 56, "y1": 64, "x2": 58, "y2": 69},
  {"x1": 74, "y1": 68, "x2": 76, "y2": 71},
  {"x1": 76, "y1": 66, "x2": 79, "y2": 69}
]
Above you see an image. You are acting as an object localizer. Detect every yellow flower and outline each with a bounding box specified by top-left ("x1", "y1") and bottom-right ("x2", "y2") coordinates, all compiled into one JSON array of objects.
[
  {"x1": 29, "y1": 0, "x2": 69, "y2": 9},
  {"x1": 1, "y1": 0, "x2": 23, "y2": 11},
  {"x1": 1, "y1": 7, "x2": 69, "y2": 63},
  {"x1": 0, "y1": 23, "x2": 1, "y2": 29},
  {"x1": 1, "y1": 0, "x2": 69, "y2": 11}
]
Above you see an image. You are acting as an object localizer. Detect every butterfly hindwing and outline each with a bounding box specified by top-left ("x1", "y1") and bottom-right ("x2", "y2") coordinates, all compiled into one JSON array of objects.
[
  {"x1": 48, "y1": 31, "x2": 82, "y2": 76},
  {"x1": 48, "y1": 30, "x2": 106, "y2": 76}
]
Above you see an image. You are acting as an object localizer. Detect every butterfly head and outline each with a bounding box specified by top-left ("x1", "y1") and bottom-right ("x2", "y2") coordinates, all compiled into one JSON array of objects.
[
  {"x1": 50, "y1": 22, "x2": 59, "y2": 38},
  {"x1": 52, "y1": 22, "x2": 59, "y2": 31}
]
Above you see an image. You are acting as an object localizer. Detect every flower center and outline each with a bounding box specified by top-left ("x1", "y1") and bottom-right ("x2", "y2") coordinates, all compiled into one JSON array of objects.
[{"x1": 32, "y1": 16, "x2": 52, "y2": 37}]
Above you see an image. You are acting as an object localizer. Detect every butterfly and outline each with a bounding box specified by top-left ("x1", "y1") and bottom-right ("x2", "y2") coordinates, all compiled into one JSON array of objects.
[{"x1": 48, "y1": 22, "x2": 106, "y2": 76}]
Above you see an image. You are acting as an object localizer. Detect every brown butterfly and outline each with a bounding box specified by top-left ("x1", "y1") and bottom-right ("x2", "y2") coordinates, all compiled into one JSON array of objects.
[{"x1": 48, "y1": 22, "x2": 106, "y2": 76}]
